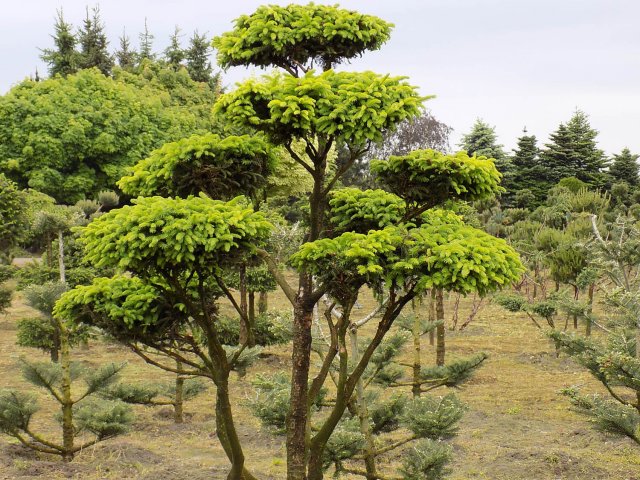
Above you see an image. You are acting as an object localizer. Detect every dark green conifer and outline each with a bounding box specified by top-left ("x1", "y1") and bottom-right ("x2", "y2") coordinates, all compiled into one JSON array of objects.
[
  {"x1": 511, "y1": 128, "x2": 547, "y2": 204},
  {"x1": 608, "y1": 147, "x2": 639, "y2": 187},
  {"x1": 186, "y1": 31, "x2": 213, "y2": 83},
  {"x1": 115, "y1": 31, "x2": 136, "y2": 70},
  {"x1": 540, "y1": 110, "x2": 607, "y2": 186},
  {"x1": 40, "y1": 10, "x2": 79, "y2": 77},
  {"x1": 77, "y1": 6, "x2": 114, "y2": 75},
  {"x1": 164, "y1": 26, "x2": 185, "y2": 70},
  {"x1": 138, "y1": 19, "x2": 155, "y2": 62},
  {"x1": 459, "y1": 118, "x2": 513, "y2": 196}
]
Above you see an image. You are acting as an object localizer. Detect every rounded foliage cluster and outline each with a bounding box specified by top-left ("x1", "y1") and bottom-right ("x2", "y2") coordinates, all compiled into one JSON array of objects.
[
  {"x1": 215, "y1": 70, "x2": 423, "y2": 146},
  {"x1": 78, "y1": 195, "x2": 272, "y2": 274},
  {"x1": 371, "y1": 149, "x2": 504, "y2": 207},
  {"x1": 213, "y1": 3, "x2": 393, "y2": 72},
  {"x1": 118, "y1": 134, "x2": 275, "y2": 200}
]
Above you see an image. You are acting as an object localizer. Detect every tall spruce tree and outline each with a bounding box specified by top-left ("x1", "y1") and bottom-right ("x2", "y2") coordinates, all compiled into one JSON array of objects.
[
  {"x1": 77, "y1": 6, "x2": 114, "y2": 75},
  {"x1": 459, "y1": 119, "x2": 513, "y2": 198},
  {"x1": 165, "y1": 26, "x2": 185, "y2": 70},
  {"x1": 186, "y1": 31, "x2": 213, "y2": 83},
  {"x1": 541, "y1": 110, "x2": 607, "y2": 186},
  {"x1": 40, "y1": 10, "x2": 79, "y2": 77},
  {"x1": 459, "y1": 120, "x2": 509, "y2": 167},
  {"x1": 511, "y1": 128, "x2": 548, "y2": 204},
  {"x1": 115, "y1": 31, "x2": 136, "y2": 70},
  {"x1": 609, "y1": 147, "x2": 639, "y2": 187},
  {"x1": 138, "y1": 18, "x2": 155, "y2": 62}
]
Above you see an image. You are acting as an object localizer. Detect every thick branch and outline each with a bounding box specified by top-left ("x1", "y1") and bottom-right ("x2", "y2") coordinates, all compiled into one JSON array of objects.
[{"x1": 256, "y1": 248, "x2": 296, "y2": 306}]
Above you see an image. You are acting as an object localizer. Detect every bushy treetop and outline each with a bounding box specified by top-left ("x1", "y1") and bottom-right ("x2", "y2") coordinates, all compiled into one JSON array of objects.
[
  {"x1": 118, "y1": 133, "x2": 275, "y2": 199},
  {"x1": 328, "y1": 188, "x2": 462, "y2": 235},
  {"x1": 54, "y1": 275, "x2": 161, "y2": 333},
  {"x1": 213, "y1": 3, "x2": 393, "y2": 74},
  {"x1": 370, "y1": 149, "x2": 503, "y2": 207},
  {"x1": 0, "y1": 69, "x2": 197, "y2": 203},
  {"x1": 77, "y1": 195, "x2": 272, "y2": 274},
  {"x1": 290, "y1": 222, "x2": 523, "y2": 300},
  {"x1": 214, "y1": 70, "x2": 424, "y2": 146}
]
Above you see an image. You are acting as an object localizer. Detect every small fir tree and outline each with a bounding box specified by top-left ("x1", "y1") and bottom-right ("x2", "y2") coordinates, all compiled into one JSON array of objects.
[
  {"x1": 138, "y1": 18, "x2": 155, "y2": 62},
  {"x1": 0, "y1": 315, "x2": 132, "y2": 461},
  {"x1": 115, "y1": 31, "x2": 136, "y2": 70},
  {"x1": 186, "y1": 31, "x2": 213, "y2": 83},
  {"x1": 609, "y1": 148, "x2": 639, "y2": 187},
  {"x1": 40, "y1": 10, "x2": 79, "y2": 77},
  {"x1": 459, "y1": 119, "x2": 512, "y2": 179},
  {"x1": 540, "y1": 110, "x2": 607, "y2": 186},
  {"x1": 164, "y1": 26, "x2": 185, "y2": 70},
  {"x1": 77, "y1": 6, "x2": 114, "y2": 75}
]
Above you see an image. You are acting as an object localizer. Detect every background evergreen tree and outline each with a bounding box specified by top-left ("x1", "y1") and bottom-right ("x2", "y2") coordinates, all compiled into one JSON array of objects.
[
  {"x1": 511, "y1": 128, "x2": 547, "y2": 204},
  {"x1": 186, "y1": 31, "x2": 213, "y2": 83},
  {"x1": 459, "y1": 119, "x2": 513, "y2": 194},
  {"x1": 77, "y1": 6, "x2": 113, "y2": 75},
  {"x1": 115, "y1": 31, "x2": 136, "y2": 70},
  {"x1": 609, "y1": 147, "x2": 639, "y2": 187},
  {"x1": 459, "y1": 119, "x2": 509, "y2": 166},
  {"x1": 164, "y1": 26, "x2": 185, "y2": 71},
  {"x1": 138, "y1": 18, "x2": 155, "y2": 62},
  {"x1": 40, "y1": 10, "x2": 79, "y2": 77},
  {"x1": 540, "y1": 110, "x2": 607, "y2": 186}
]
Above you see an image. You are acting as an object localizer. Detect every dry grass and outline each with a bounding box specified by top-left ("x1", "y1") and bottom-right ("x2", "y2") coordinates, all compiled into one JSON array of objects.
[{"x1": 0, "y1": 284, "x2": 639, "y2": 480}]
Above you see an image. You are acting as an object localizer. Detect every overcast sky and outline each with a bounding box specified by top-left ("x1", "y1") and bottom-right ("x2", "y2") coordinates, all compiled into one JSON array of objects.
[{"x1": 1, "y1": 0, "x2": 638, "y2": 156}]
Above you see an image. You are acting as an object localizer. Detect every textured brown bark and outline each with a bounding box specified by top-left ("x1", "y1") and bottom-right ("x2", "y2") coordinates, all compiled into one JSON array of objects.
[
  {"x1": 349, "y1": 329, "x2": 378, "y2": 479},
  {"x1": 435, "y1": 289, "x2": 445, "y2": 366},
  {"x1": 239, "y1": 264, "x2": 255, "y2": 347},
  {"x1": 412, "y1": 301, "x2": 421, "y2": 398},
  {"x1": 287, "y1": 151, "x2": 328, "y2": 480},
  {"x1": 287, "y1": 294, "x2": 314, "y2": 480},
  {"x1": 450, "y1": 293, "x2": 460, "y2": 330},
  {"x1": 428, "y1": 289, "x2": 435, "y2": 346},
  {"x1": 174, "y1": 361, "x2": 184, "y2": 424},
  {"x1": 258, "y1": 291, "x2": 268, "y2": 314},
  {"x1": 248, "y1": 291, "x2": 256, "y2": 327}
]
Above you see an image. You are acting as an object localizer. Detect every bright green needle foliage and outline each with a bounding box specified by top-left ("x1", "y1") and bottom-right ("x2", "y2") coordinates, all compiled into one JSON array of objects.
[
  {"x1": 77, "y1": 195, "x2": 272, "y2": 274},
  {"x1": 118, "y1": 134, "x2": 276, "y2": 199},
  {"x1": 371, "y1": 149, "x2": 503, "y2": 207},
  {"x1": 329, "y1": 188, "x2": 463, "y2": 234},
  {"x1": 329, "y1": 188, "x2": 406, "y2": 234},
  {"x1": 404, "y1": 223, "x2": 524, "y2": 295},
  {"x1": 54, "y1": 275, "x2": 162, "y2": 334},
  {"x1": 213, "y1": 3, "x2": 393, "y2": 74},
  {"x1": 291, "y1": 223, "x2": 523, "y2": 300},
  {"x1": 214, "y1": 70, "x2": 424, "y2": 146}
]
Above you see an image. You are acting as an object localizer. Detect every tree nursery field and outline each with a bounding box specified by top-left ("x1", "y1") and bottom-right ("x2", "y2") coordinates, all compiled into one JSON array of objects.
[{"x1": 0, "y1": 3, "x2": 639, "y2": 480}]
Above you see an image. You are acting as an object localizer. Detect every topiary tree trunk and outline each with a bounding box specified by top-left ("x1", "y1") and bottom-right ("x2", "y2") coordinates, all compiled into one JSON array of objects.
[{"x1": 435, "y1": 289, "x2": 446, "y2": 366}]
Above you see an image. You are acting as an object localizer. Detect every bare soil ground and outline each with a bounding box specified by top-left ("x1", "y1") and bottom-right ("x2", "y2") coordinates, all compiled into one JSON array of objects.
[{"x1": 0, "y1": 285, "x2": 638, "y2": 480}]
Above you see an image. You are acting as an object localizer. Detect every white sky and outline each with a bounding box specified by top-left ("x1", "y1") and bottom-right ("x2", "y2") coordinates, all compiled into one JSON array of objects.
[{"x1": 1, "y1": 0, "x2": 639, "y2": 157}]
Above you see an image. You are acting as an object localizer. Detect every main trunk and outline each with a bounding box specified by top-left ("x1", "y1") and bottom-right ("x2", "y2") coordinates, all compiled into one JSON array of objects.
[
  {"x1": 58, "y1": 320, "x2": 74, "y2": 461},
  {"x1": 287, "y1": 152, "x2": 327, "y2": 480},
  {"x1": 174, "y1": 361, "x2": 184, "y2": 424},
  {"x1": 287, "y1": 292, "x2": 314, "y2": 480},
  {"x1": 435, "y1": 289, "x2": 445, "y2": 367},
  {"x1": 412, "y1": 301, "x2": 421, "y2": 398},
  {"x1": 239, "y1": 264, "x2": 255, "y2": 347},
  {"x1": 350, "y1": 329, "x2": 378, "y2": 479},
  {"x1": 258, "y1": 291, "x2": 268, "y2": 314},
  {"x1": 214, "y1": 373, "x2": 255, "y2": 480}
]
